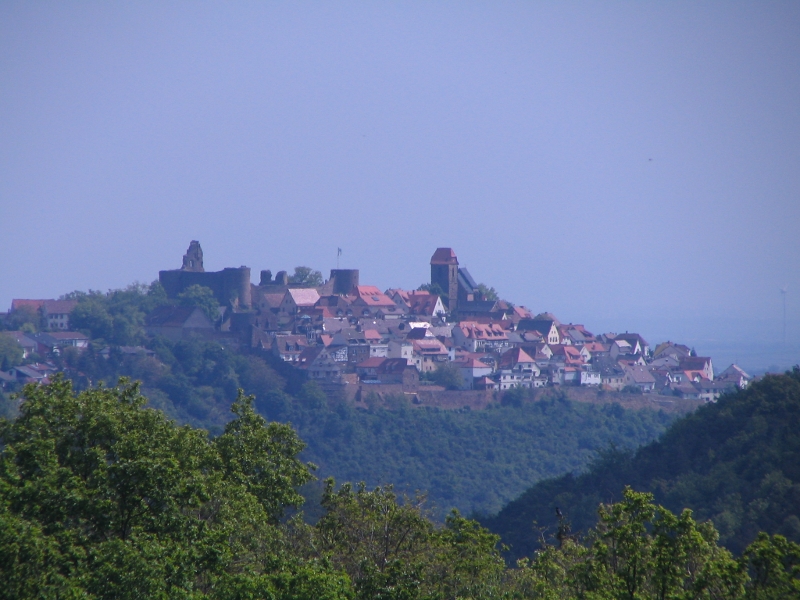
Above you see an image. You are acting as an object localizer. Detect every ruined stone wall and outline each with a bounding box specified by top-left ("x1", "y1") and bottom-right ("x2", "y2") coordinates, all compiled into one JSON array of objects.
[{"x1": 159, "y1": 266, "x2": 252, "y2": 308}]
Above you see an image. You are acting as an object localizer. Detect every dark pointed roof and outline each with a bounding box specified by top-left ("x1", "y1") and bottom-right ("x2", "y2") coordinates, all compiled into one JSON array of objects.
[
  {"x1": 458, "y1": 267, "x2": 477, "y2": 291},
  {"x1": 430, "y1": 247, "x2": 458, "y2": 265}
]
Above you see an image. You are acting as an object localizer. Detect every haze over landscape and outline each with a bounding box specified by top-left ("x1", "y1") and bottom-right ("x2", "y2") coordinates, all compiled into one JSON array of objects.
[{"x1": 2, "y1": 2, "x2": 799, "y2": 372}]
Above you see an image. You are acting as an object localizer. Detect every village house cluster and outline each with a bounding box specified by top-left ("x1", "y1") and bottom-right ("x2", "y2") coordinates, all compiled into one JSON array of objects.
[{"x1": 2, "y1": 242, "x2": 752, "y2": 401}]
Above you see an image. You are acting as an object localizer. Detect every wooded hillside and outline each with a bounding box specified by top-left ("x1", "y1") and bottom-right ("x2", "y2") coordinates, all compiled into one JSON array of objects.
[
  {"x1": 482, "y1": 368, "x2": 800, "y2": 562},
  {"x1": 2, "y1": 377, "x2": 798, "y2": 599}
]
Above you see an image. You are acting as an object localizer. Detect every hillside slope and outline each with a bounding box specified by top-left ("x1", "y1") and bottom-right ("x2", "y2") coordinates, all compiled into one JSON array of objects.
[
  {"x1": 482, "y1": 368, "x2": 800, "y2": 560},
  {"x1": 291, "y1": 394, "x2": 676, "y2": 519},
  {"x1": 0, "y1": 333, "x2": 679, "y2": 520}
]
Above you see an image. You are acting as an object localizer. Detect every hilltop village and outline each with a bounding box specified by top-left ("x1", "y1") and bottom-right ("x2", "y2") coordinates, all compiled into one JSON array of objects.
[{"x1": 2, "y1": 241, "x2": 752, "y2": 404}]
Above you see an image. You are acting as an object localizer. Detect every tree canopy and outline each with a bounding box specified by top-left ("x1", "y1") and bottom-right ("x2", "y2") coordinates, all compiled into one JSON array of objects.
[
  {"x1": 429, "y1": 362, "x2": 464, "y2": 390},
  {"x1": 484, "y1": 368, "x2": 800, "y2": 561},
  {"x1": 416, "y1": 282, "x2": 444, "y2": 296},
  {"x1": 0, "y1": 334, "x2": 23, "y2": 370},
  {"x1": 67, "y1": 282, "x2": 169, "y2": 345},
  {"x1": 178, "y1": 284, "x2": 221, "y2": 321},
  {"x1": 288, "y1": 267, "x2": 323, "y2": 287},
  {"x1": 0, "y1": 377, "x2": 800, "y2": 600},
  {"x1": 1, "y1": 378, "x2": 798, "y2": 599},
  {"x1": 0, "y1": 377, "x2": 338, "y2": 599},
  {"x1": 476, "y1": 283, "x2": 499, "y2": 301}
]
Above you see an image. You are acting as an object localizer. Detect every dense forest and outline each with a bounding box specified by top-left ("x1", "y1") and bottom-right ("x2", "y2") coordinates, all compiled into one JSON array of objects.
[
  {"x1": 482, "y1": 368, "x2": 800, "y2": 563},
  {"x1": 1, "y1": 378, "x2": 798, "y2": 599},
  {"x1": 2, "y1": 333, "x2": 676, "y2": 519},
  {"x1": 1, "y1": 282, "x2": 680, "y2": 518},
  {"x1": 291, "y1": 396, "x2": 675, "y2": 519}
]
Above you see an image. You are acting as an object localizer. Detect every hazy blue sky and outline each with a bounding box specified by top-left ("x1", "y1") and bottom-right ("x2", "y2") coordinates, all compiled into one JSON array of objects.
[{"x1": 2, "y1": 2, "x2": 798, "y2": 371}]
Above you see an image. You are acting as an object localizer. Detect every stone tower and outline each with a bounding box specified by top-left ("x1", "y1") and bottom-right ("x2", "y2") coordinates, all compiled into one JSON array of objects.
[
  {"x1": 160, "y1": 241, "x2": 251, "y2": 308},
  {"x1": 430, "y1": 248, "x2": 459, "y2": 311},
  {"x1": 182, "y1": 241, "x2": 204, "y2": 272},
  {"x1": 330, "y1": 269, "x2": 360, "y2": 295}
]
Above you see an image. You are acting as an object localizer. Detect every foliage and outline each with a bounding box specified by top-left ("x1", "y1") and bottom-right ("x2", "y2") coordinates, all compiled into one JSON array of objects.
[
  {"x1": 0, "y1": 334, "x2": 23, "y2": 370},
  {"x1": 0, "y1": 377, "x2": 343, "y2": 599},
  {"x1": 507, "y1": 488, "x2": 749, "y2": 600},
  {"x1": 501, "y1": 385, "x2": 536, "y2": 407},
  {"x1": 476, "y1": 283, "x2": 499, "y2": 301},
  {"x1": 741, "y1": 532, "x2": 800, "y2": 599},
  {"x1": 416, "y1": 282, "x2": 444, "y2": 295},
  {"x1": 292, "y1": 395, "x2": 675, "y2": 520},
  {"x1": 288, "y1": 267, "x2": 323, "y2": 287},
  {"x1": 484, "y1": 368, "x2": 800, "y2": 561},
  {"x1": 1, "y1": 378, "x2": 798, "y2": 599},
  {"x1": 178, "y1": 284, "x2": 221, "y2": 321},
  {"x1": 67, "y1": 282, "x2": 169, "y2": 346},
  {"x1": 621, "y1": 384, "x2": 643, "y2": 394},
  {"x1": 1, "y1": 306, "x2": 40, "y2": 332},
  {"x1": 430, "y1": 362, "x2": 464, "y2": 390},
  {"x1": 312, "y1": 480, "x2": 505, "y2": 600},
  {"x1": 54, "y1": 334, "x2": 677, "y2": 519}
]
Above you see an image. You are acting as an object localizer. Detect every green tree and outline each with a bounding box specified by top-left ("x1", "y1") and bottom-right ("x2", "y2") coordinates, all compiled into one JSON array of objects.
[
  {"x1": 298, "y1": 380, "x2": 328, "y2": 410},
  {"x1": 67, "y1": 282, "x2": 169, "y2": 346},
  {"x1": 486, "y1": 369, "x2": 800, "y2": 560},
  {"x1": 0, "y1": 377, "x2": 346, "y2": 598},
  {"x1": 621, "y1": 384, "x2": 643, "y2": 395},
  {"x1": 742, "y1": 532, "x2": 800, "y2": 599},
  {"x1": 509, "y1": 488, "x2": 747, "y2": 600},
  {"x1": 178, "y1": 284, "x2": 220, "y2": 323},
  {"x1": 313, "y1": 480, "x2": 505, "y2": 600},
  {"x1": 431, "y1": 362, "x2": 464, "y2": 390},
  {"x1": 416, "y1": 282, "x2": 444, "y2": 296},
  {"x1": 0, "y1": 334, "x2": 23, "y2": 370},
  {"x1": 214, "y1": 391, "x2": 314, "y2": 522},
  {"x1": 476, "y1": 283, "x2": 499, "y2": 301},
  {"x1": 3, "y1": 305, "x2": 41, "y2": 332},
  {"x1": 289, "y1": 267, "x2": 324, "y2": 287},
  {"x1": 69, "y1": 292, "x2": 114, "y2": 340},
  {"x1": 501, "y1": 385, "x2": 535, "y2": 407}
]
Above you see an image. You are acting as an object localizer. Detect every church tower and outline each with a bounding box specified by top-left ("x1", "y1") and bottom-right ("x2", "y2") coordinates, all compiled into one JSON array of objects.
[{"x1": 430, "y1": 248, "x2": 459, "y2": 311}]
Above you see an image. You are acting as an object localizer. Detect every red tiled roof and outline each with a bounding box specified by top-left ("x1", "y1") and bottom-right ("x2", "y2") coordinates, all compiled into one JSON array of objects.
[
  {"x1": 498, "y1": 347, "x2": 535, "y2": 368},
  {"x1": 286, "y1": 289, "x2": 321, "y2": 307},
  {"x1": 43, "y1": 300, "x2": 78, "y2": 314},
  {"x1": 407, "y1": 293, "x2": 441, "y2": 315},
  {"x1": 319, "y1": 306, "x2": 338, "y2": 318},
  {"x1": 412, "y1": 339, "x2": 447, "y2": 354},
  {"x1": 679, "y1": 356, "x2": 712, "y2": 370},
  {"x1": 356, "y1": 357, "x2": 386, "y2": 369},
  {"x1": 454, "y1": 357, "x2": 490, "y2": 369},
  {"x1": 386, "y1": 289, "x2": 415, "y2": 305},
  {"x1": 584, "y1": 342, "x2": 608, "y2": 353},
  {"x1": 457, "y1": 321, "x2": 509, "y2": 340},
  {"x1": 11, "y1": 299, "x2": 47, "y2": 312},
  {"x1": 352, "y1": 286, "x2": 395, "y2": 307},
  {"x1": 378, "y1": 358, "x2": 414, "y2": 374},
  {"x1": 512, "y1": 306, "x2": 533, "y2": 319}
]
